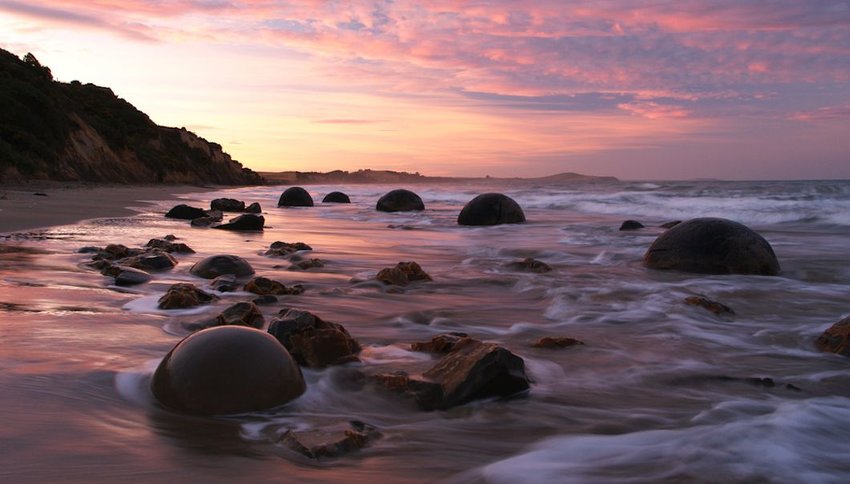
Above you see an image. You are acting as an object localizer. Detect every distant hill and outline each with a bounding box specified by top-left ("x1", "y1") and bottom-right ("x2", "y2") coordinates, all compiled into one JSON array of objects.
[
  {"x1": 0, "y1": 48, "x2": 262, "y2": 185},
  {"x1": 260, "y1": 169, "x2": 618, "y2": 185}
]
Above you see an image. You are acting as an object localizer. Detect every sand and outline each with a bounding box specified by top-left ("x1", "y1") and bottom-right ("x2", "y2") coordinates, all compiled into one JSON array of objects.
[{"x1": 0, "y1": 183, "x2": 213, "y2": 234}]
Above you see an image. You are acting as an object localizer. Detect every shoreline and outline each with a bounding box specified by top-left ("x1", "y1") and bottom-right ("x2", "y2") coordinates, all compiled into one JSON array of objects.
[{"x1": 0, "y1": 183, "x2": 215, "y2": 234}]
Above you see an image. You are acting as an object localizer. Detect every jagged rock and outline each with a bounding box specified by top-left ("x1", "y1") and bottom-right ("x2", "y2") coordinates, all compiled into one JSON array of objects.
[
  {"x1": 376, "y1": 189, "x2": 424, "y2": 212},
  {"x1": 684, "y1": 296, "x2": 735, "y2": 316},
  {"x1": 210, "y1": 274, "x2": 239, "y2": 292},
  {"x1": 158, "y1": 283, "x2": 218, "y2": 309},
  {"x1": 532, "y1": 336, "x2": 585, "y2": 349},
  {"x1": 289, "y1": 258, "x2": 325, "y2": 271},
  {"x1": 214, "y1": 302, "x2": 264, "y2": 328},
  {"x1": 119, "y1": 250, "x2": 178, "y2": 272},
  {"x1": 457, "y1": 193, "x2": 525, "y2": 226},
  {"x1": 816, "y1": 315, "x2": 850, "y2": 357},
  {"x1": 376, "y1": 261, "x2": 432, "y2": 286},
  {"x1": 322, "y1": 191, "x2": 351, "y2": 203},
  {"x1": 410, "y1": 332, "x2": 469, "y2": 354},
  {"x1": 112, "y1": 266, "x2": 152, "y2": 286},
  {"x1": 505, "y1": 257, "x2": 552, "y2": 273},
  {"x1": 244, "y1": 276, "x2": 304, "y2": 296},
  {"x1": 165, "y1": 204, "x2": 207, "y2": 220},
  {"x1": 279, "y1": 421, "x2": 380, "y2": 459},
  {"x1": 244, "y1": 202, "x2": 262, "y2": 213},
  {"x1": 278, "y1": 187, "x2": 314, "y2": 207},
  {"x1": 643, "y1": 217, "x2": 780, "y2": 275},
  {"x1": 210, "y1": 198, "x2": 245, "y2": 212},
  {"x1": 619, "y1": 220, "x2": 644, "y2": 231},
  {"x1": 145, "y1": 238, "x2": 194, "y2": 253},
  {"x1": 213, "y1": 214, "x2": 265, "y2": 231},
  {"x1": 660, "y1": 220, "x2": 682, "y2": 229},
  {"x1": 268, "y1": 308, "x2": 361, "y2": 368},
  {"x1": 151, "y1": 326, "x2": 306, "y2": 415},
  {"x1": 189, "y1": 255, "x2": 255, "y2": 279},
  {"x1": 265, "y1": 241, "x2": 312, "y2": 257}
]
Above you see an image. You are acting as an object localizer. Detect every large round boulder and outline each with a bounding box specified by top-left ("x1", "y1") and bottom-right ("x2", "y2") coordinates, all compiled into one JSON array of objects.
[
  {"x1": 278, "y1": 187, "x2": 314, "y2": 207},
  {"x1": 457, "y1": 193, "x2": 525, "y2": 226},
  {"x1": 643, "y1": 217, "x2": 780, "y2": 275},
  {"x1": 150, "y1": 326, "x2": 306, "y2": 415},
  {"x1": 322, "y1": 191, "x2": 351, "y2": 203},
  {"x1": 189, "y1": 255, "x2": 255, "y2": 279},
  {"x1": 376, "y1": 189, "x2": 424, "y2": 212}
]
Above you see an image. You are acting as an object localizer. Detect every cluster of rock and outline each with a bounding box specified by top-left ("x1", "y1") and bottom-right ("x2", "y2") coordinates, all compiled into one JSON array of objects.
[
  {"x1": 165, "y1": 197, "x2": 264, "y2": 231},
  {"x1": 81, "y1": 235, "x2": 190, "y2": 286}
]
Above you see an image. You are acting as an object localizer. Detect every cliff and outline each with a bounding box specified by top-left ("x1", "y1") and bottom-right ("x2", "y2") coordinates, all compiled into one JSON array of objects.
[{"x1": 0, "y1": 49, "x2": 262, "y2": 185}]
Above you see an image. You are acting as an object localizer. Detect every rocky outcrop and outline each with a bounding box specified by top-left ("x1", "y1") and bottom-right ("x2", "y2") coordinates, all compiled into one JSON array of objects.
[
  {"x1": 376, "y1": 189, "x2": 424, "y2": 212},
  {"x1": 267, "y1": 308, "x2": 361, "y2": 368},
  {"x1": 457, "y1": 193, "x2": 525, "y2": 226}
]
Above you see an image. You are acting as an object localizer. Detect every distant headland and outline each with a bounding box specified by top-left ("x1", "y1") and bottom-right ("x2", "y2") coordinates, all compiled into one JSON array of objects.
[{"x1": 260, "y1": 169, "x2": 618, "y2": 185}]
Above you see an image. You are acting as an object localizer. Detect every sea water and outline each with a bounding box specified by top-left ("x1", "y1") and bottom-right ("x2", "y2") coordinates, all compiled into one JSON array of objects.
[{"x1": 1, "y1": 179, "x2": 850, "y2": 482}]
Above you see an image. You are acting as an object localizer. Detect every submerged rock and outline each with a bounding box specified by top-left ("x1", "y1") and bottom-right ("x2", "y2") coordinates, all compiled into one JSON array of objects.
[
  {"x1": 112, "y1": 266, "x2": 152, "y2": 286},
  {"x1": 376, "y1": 189, "x2": 424, "y2": 212},
  {"x1": 619, "y1": 220, "x2": 644, "y2": 231},
  {"x1": 289, "y1": 258, "x2": 325, "y2": 271},
  {"x1": 265, "y1": 241, "x2": 313, "y2": 257},
  {"x1": 190, "y1": 216, "x2": 215, "y2": 227},
  {"x1": 268, "y1": 308, "x2": 361, "y2": 368},
  {"x1": 684, "y1": 296, "x2": 735, "y2": 316},
  {"x1": 279, "y1": 421, "x2": 380, "y2": 459},
  {"x1": 815, "y1": 315, "x2": 850, "y2": 357},
  {"x1": 244, "y1": 276, "x2": 305, "y2": 296},
  {"x1": 322, "y1": 191, "x2": 351, "y2": 203},
  {"x1": 278, "y1": 187, "x2": 314, "y2": 207},
  {"x1": 505, "y1": 257, "x2": 552, "y2": 273},
  {"x1": 165, "y1": 204, "x2": 207, "y2": 220},
  {"x1": 457, "y1": 193, "x2": 525, "y2": 226},
  {"x1": 151, "y1": 326, "x2": 306, "y2": 415},
  {"x1": 532, "y1": 336, "x2": 585, "y2": 349},
  {"x1": 214, "y1": 302, "x2": 264, "y2": 328},
  {"x1": 145, "y1": 238, "x2": 194, "y2": 254},
  {"x1": 376, "y1": 261, "x2": 432, "y2": 286},
  {"x1": 190, "y1": 255, "x2": 255, "y2": 279},
  {"x1": 158, "y1": 283, "x2": 218, "y2": 309},
  {"x1": 660, "y1": 220, "x2": 682, "y2": 229},
  {"x1": 213, "y1": 214, "x2": 265, "y2": 231},
  {"x1": 210, "y1": 198, "x2": 245, "y2": 212},
  {"x1": 410, "y1": 332, "x2": 469, "y2": 354},
  {"x1": 210, "y1": 274, "x2": 239, "y2": 292},
  {"x1": 119, "y1": 250, "x2": 178, "y2": 272},
  {"x1": 643, "y1": 217, "x2": 780, "y2": 275}
]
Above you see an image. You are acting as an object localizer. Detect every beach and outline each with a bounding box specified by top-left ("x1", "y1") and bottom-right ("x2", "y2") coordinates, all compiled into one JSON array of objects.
[{"x1": 1, "y1": 179, "x2": 850, "y2": 481}]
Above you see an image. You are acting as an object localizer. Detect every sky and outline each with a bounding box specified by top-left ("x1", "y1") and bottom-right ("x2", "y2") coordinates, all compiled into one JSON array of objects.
[{"x1": 1, "y1": 1, "x2": 849, "y2": 180}]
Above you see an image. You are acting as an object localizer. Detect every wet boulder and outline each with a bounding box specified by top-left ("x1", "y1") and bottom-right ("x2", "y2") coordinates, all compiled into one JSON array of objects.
[
  {"x1": 268, "y1": 308, "x2": 361, "y2": 368},
  {"x1": 145, "y1": 238, "x2": 194, "y2": 254},
  {"x1": 214, "y1": 302, "x2": 265, "y2": 328},
  {"x1": 165, "y1": 204, "x2": 207, "y2": 220},
  {"x1": 376, "y1": 189, "x2": 424, "y2": 212},
  {"x1": 815, "y1": 315, "x2": 850, "y2": 357},
  {"x1": 150, "y1": 326, "x2": 306, "y2": 415},
  {"x1": 279, "y1": 421, "x2": 380, "y2": 459},
  {"x1": 210, "y1": 198, "x2": 245, "y2": 212},
  {"x1": 376, "y1": 261, "x2": 432, "y2": 286},
  {"x1": 244, "y1": 202, "x2": 262, "y2": 214},
  {"x1": 119, "y1": 250, "x2": 178, "y2": 272},
  {"x1": 322, "y1": 191, "x2": 351, "y2": 203},
  {"x1": 190, "y1": 255, "x2": 255, "y2": 279},
  {"x1": 190, "y1": 216, "x2": 215, "y2": 227},
  {"x1": 213, "y1": 214, "x2": 265, "y2": 231},
  {"x1": 244, "y1": 276, "x2": 305, "y2": 296},
  {"x1": 158, "y1": 283, "x2": 218, "y2": 309},
  {"x1": 457, "y1": 193, "x2": 525, "y2": 226},
  {"x1": 112, "y1": 266, "x2": 152, "y2": 286},
  {"x1": 505, "y1": 257, "x2": 551, "y2": 273},
  {"x1": 289, "y1": 258, "x2": 325, "y2": 271},
  {"x1": 532, "y1": 336, "x2": 585, "y2": 349},
  {"x1": 643, "y1": 218, "x2": 780, "y2": 275},
  {"x1": 210, "y1": 274, "x2": 239, "y2": 292},
  {"x1": 410, "y1": 332, "x2": 469, "y2": 354},
  {"x1": 265, "y1": 241, "x2": 312, "y2": 257},
  {"x1": 278, "y1": 187, "x2": 314, "y2": 207},
  {"x1": 619, "y1": 220, "x2": 644, "y2": 231}
]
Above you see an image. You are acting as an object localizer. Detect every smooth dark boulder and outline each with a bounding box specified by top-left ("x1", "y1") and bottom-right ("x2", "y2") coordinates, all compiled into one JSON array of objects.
[
  {"x1": 165, "y1": 204, "x2": 207, "y2": 220},
  {"x1": 268, "y1": 308, "x2": 361, "y2": 368},
  {"x1": 213, "y1": 214, "x2": 265, "y2": 231},
  {"x1": 376, "y1": 261, "x2": 432, "y2": 286},
  {"x1": 244, "y1": 202, "x2": 262, "y2": 213},
  {"x1": 457, "y1": 193, "x2": 525, "y2": 226},
  {"x1": 150, "y1": 326, "x2": 306, "y2": 415},
  {"x1": 119, "y1": 250, "x2": 178, "y2": 272},
  {"x1": 113, "y1": 266, "x2": 152, "y2": 286},
  {"x1": 643, "y1": 218, "x2": 780, "y2": 275},
  {"x1": 619, "y1": 220, "x2": 644, "y2": 231},
  {"x1": 816, "y1": 315, "x2": 850, "y2": 357},
  {"x1": 210, "y1": 198, "x2": 245, "y2": 212},
  {"x1": 322, "y1": 191, "x2": 351, "y2": 204},
  {"x1": 244, "y1": 276, "x2": 304, "y2": 296},
  {"x1": 158, "y1": 283, "x2": 218, "y2": 309},
  {"x1": 214, "y1": 302, "x2": 264, "y2": 328},
  {"x1": 190, "y1": 255, "x2": 255, "y2": 279},
  {"x1": 278, "y1": 187, "x2": 314, "y2": 207},
  {"x1": 376, "y1": 189, "x2": 424, "y2": 212},
  {"x1": 505, "y1": 257, "x2": 551, "y2": 273}
]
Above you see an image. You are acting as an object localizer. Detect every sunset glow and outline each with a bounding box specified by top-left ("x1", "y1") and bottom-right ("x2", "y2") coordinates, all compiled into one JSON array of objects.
[{"x1": 1, "y1": 1, "x2": 849, "y2": 179}]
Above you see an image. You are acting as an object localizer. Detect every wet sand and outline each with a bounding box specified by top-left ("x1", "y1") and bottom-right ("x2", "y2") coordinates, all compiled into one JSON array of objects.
[{"x1": 0, "y1": 183, "x2": 214, "y2": 234}]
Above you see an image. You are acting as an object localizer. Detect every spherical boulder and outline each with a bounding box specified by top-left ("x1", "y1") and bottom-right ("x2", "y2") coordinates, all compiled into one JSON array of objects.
[
  {"x1": 643, "y1": 217, "x2": 780, "y2": 275},
  {"x1": 150, "y1": 326, "x2": 306, "y2": 415},
  {"x1": 189, "y1": 255, "x2": 255, "y2": 279},
  {"x1": 376, "y1": 189, "x2": 424, "y2": 212},
  {"x1": 457, "y1": 193, "x2": 525, "y2": 226},
  {"x1": 322, "y1": 191, "x2": 351, "y2": 203},
  {"x1": 278, "y1": 187, "x2": 314, "y2": 207}
]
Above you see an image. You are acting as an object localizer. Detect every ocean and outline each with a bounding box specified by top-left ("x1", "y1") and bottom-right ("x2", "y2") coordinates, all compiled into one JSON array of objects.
[{"x1": 2, "y1": 179, "x2": 850, "y2": 482}]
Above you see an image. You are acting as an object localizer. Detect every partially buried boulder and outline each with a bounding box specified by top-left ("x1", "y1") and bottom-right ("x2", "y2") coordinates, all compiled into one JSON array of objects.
[
  {"x1": 213, "y1": 214, "x2": 265, "y2": 231},
  {"x1": 322, "y1": 191, "x2": 351, "y2": 203},
  {"x1": 376, "y1": 189, "x2": 424, "y2": 212},
  {"x1": 150, "y1": 326, "x2": 306, "y2": 415},
  {"x1": 214, "y1": 302, "x2": 264, "y2": 328},
  {"x1": 244, "y1": 276, "x2": 305, "y2": 296},
  {"x1": 145, "y1": 238, "x2": 194, "y2": 254},
  {"x1": 410, "y1": 332, "x2": 469, "y2": 354},
  {"x1": 532, "y1": 336, "x2": 584, "y2": 349},
  {"x1": 118, "y1": 250, "x2": 178, "y2": 272},
  {"x1": 815, "y1": 315, "x2": 850, "y2": 357},
  {"x1": 210, "y1": 198, "x2": 245, "y2": 212},
  {"x1": 265, "y1": 241, "x2": 312, "y2": 257},
  {"x1": 505, "y1": 257, "x2": 551, "y2": 273},
  {"x1": 268, "y1": 308, "x2": 361, "y2": 368},
  {"x1": 113, "y1": 266, "x2": 152, "y2": 286},
  {"x1": 289, "y1": 258, "x2": 325, "y2": 271},
  {"x1": 643, "y1": 217, "x2": 780, "y2": 275},
  {"x1": 376, "y1": 261, "x2": 432, "y2": 286},
  {"x1": 619, "y1": 220, "x2": 644, "y2": 231},
  {"x1": 457, "y1": 193, "x2": 525, "y2": 226},
  {"x1": 684, "y1": 296, "x2": 735, "y2": 316},
  {"x1": 165, "y1": 204, "x2": 207, "y2": 220},
  {"x1": 280, "y1": 421, "x2": 380, "y2": 459},
  {"x1": 190, "y1": 255, "x2": 255, "y2": 279},
  {"x1": 158, "y1": 283, "x2": 218, "y2": 309},
  {"x1": 278, "y1": 187, "x2": 314, "y2": 207}
]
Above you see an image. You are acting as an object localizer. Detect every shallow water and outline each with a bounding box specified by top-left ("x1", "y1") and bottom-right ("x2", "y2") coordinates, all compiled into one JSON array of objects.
[{"x1": 2, "y1": 179, "x2": 850, "y2": 482}]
